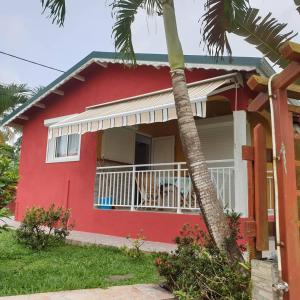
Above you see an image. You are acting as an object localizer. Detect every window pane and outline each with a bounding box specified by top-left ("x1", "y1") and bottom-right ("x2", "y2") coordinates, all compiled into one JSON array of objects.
[
  {"x1": 55, "y1": 136, "x2": 68, "y2": 157},
  {"x1": 67, "y1": 134, "x2": 79, "y2": 156}
]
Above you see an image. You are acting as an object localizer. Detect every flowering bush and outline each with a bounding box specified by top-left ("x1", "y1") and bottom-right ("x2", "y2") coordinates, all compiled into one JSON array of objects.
[
  {"x1": 16, "y1": 204, "x2": 72, "y2": 250},
  {"x1": 155, "y1": 221, "x2": 250, "y2": 300}
]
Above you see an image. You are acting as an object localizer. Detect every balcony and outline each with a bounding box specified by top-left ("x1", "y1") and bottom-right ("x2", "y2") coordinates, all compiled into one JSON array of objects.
[{"x1": 94, "y1": 160, "x2": 235, "y2": 213}]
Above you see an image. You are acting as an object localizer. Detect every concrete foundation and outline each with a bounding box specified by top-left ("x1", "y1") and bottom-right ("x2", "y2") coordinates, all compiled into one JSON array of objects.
[{"x1": 251, "y1": 259, "x2": 279, "y2": 300}]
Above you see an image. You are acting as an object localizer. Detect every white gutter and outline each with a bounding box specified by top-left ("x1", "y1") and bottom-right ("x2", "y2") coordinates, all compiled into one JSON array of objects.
[{"x1": 95, "y1": 58, "x2": 257, "y2": 72}]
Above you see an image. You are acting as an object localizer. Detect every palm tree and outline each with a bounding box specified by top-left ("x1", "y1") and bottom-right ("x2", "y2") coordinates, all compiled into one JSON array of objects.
[
  {"x1": 0, "y1": 84, "x2": 28, "y2": 115},
  {"x1": 0, "y1": 84, "x2": 29, "y2": 144},
  {"x1": 39, "y1": 0, "x2": 297, "y2": 259},
  {"x1": 112, "y1": 0, "x2": 243, "y2": 260},
  {"x1": 201, "y1": 0, "x2": 297, "y2": 68}
]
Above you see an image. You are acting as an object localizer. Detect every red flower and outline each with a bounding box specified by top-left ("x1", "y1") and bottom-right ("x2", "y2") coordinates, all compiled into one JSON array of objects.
[{"x1": 155, "y1": 257, "x2": 162, "y2": 266}]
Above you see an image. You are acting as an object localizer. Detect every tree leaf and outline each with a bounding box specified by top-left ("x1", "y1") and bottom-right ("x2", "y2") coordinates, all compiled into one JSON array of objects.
[
  {"x1": 0, "y1": 84, "x2": 29, "y2": 115},
  {"x1": 233, "y1": 8, "x2": 297, "y2": 68},
  {"x1": 111, "y1": 0, "x2": 162, "y2": 64},
  {"x1": 40, "y1": 0, "x2": 66, "y2": 27},
  {"x1": 201, "y1": 0, "x2": 250, "y2": 58}
]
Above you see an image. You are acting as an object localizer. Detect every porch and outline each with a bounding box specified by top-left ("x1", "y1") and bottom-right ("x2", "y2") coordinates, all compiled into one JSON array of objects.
[
  {"x1": 94, "y1": 161, "x2": 235, "y2": 213},
  {"x1": 92, "y1": 114, "x2": 275, "y2": 215}
]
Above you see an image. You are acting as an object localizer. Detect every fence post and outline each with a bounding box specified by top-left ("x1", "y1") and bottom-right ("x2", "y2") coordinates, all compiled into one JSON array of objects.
[
  {"x1": 131, "y1": 165, "x2": 136, "y2": 211},
  {"x1": 177, "y1": 163, "x2": 181, "y2": 213}
]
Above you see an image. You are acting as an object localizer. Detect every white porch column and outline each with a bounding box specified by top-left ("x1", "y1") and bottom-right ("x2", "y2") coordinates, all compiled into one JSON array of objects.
[{"x1": 233, "y1": 110, "x2": 248, "y2": 216}]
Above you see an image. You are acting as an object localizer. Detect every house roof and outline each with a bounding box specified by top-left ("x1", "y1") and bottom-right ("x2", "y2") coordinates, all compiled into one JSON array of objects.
[{"x1": 1, "y1": 51, "x2": 274, "y2": 127}]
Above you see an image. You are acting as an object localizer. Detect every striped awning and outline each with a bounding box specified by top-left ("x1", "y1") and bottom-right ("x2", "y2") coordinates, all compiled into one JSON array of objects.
[{"x1": 48, "y1": 74, "x2": 239, "y2": 138}]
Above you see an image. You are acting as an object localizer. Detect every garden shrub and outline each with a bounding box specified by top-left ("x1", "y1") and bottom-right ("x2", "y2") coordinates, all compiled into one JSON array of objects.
[
  {"x1": 0, "y1": 144, "x2": 18, "y2": 209},
  {"x1": 16, "y1": 204, "x2": 72, "y2": 250},
  {"x1": 121, "y1": 230, "x2": 145, "y2": 259},
  {"x1": 0, "y1": 207, "x2": 10, "y2": 232},
  {"x1": 0, "y1": 144, "x2": 18, "y2": 232},
  {"x1": 155, "y1": 222, "x2": 250, "y2": 300}
]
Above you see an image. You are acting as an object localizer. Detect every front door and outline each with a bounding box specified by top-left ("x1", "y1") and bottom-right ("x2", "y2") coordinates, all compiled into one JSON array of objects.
[{"x1": 135, "y1": 133, "x2": 151, "y2": 166}]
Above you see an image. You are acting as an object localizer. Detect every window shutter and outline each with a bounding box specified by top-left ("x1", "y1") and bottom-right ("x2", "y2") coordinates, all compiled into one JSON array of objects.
[{"x1": 196, "y1": 123, "x2": 234, "y2": 161}]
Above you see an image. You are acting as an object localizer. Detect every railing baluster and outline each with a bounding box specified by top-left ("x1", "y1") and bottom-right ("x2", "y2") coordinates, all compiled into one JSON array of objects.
[
  {"x1": 145, "y1": 171, "x2": 148, "y2": 207},
  {"x1": 115, "y1": 173, "x2": 119, "y2": 205},
  {"x1": 158, "y1": 170, "x2": 161, "y2": 208},
  {"x1": 141, "y1": 171, "x2": 144, "y2": 207},
  {"x1": 137, "y1": 171, "x2": 140, "y2": 208},
  {"x1": 222, "y1": 168, "x2": 225, "y2": 207},
  {"x1": 101, "y1": 172, "x2": 105, "y2": 203},
  {"x1": 123, "y1": 172, "x2": 125, "y2": 206},
  {"x1": 229, "y1": 169, "x2": 231, "y2": 209},
  {"x1": 109, "y1": 173, "x2": 112, "y2": 206},
  {"x1": 112, "y1": 173, "x2": 115, "y2": 205},
  {"x1": 104, "y1": 173, "x2": 108, "y2": 199},
  {"x1": 216, "y1": 168, "x2": 219, "y2": 200},
  {"x1": 177, "y1": 164, "x2": 181, "y2": 213},
  {"x1": 154, "y1": 169, "x2": 156, "y2": 207},
  {"x1": 188, "y1": 176, "x2": 191, "y2": 209},
  {"x1": 162, "y1": 171, "x2": 165, "y2": 208},
  {"x1": 150, "y1": 171, "x2": 153, "y2": 207},
  {"x1": 167, "y1": 170, "x2": 170, "y2": 208},
  {"x1": 97, "y1": 173, "x2": 101, "y2": 206},
  {"x1": 131, "y1": 166, "x2": 136, "y2": 211},
  {"x1": 127, "y1": 172, "x2": 130, "y2": 207},
  {"x1": 120, "y1": 172, "x2": 123, "y2": 206}
]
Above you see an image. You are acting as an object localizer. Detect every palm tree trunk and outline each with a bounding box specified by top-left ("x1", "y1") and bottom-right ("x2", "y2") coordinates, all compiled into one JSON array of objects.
[{"x1": 162, "y1": 0, "x2": 243, "y2": 261}]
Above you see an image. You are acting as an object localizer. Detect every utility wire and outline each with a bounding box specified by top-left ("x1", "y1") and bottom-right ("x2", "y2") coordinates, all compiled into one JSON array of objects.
[{"x1": 0, "y1": 50, "x2": 65, "y2": 73}]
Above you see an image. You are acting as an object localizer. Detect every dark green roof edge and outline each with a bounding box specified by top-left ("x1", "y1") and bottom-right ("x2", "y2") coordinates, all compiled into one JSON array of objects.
[
  {"x1": 92, "y1": 51, "x2": 265, "y2": 66},
  {"x1": 1, "y1": 51, "x2": 273, "y2": 126}
]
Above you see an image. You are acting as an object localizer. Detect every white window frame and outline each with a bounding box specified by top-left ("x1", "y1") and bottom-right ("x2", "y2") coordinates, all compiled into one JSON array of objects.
[{"x1": 46, "y1": 133, "x2": 81, "y2": 163}]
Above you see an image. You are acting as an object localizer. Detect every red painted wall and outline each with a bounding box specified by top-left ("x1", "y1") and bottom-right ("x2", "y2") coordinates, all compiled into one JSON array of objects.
[{"x1": 15, "y1": 63, "x2": 249, "y2": 243}]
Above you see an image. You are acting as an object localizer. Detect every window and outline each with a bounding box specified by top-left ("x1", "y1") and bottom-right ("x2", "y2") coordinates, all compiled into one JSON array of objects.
[{"x1": 46, "y1": 134, "x2": 81, "y2": 163}]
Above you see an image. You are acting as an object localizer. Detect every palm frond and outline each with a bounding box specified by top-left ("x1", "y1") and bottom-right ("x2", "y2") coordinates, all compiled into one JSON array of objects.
[
  {"x1": 201, "y1": 0, "x2": 250, "y2": 58},
  {"x1": 201, "y1": 1, "x2": 297, "y2": 68},
  {"x1": 111, "y1": 0, "x2": 162, "y2": 64},
  {"x1": 40, "y1": 0, "x2": 66, "y2": 26},
  {"x1": 233, "y1": 8, "x2": 297, "y2": 67},
  {"x1": 295, "y1": 0, "x2": 300, "y2": 14},
  {"x1": 0, "y1": 84, "x2": 29, "y2": 115},
  {"x1": 31, "y1": 86, "x2": 45, "y2": 97}
]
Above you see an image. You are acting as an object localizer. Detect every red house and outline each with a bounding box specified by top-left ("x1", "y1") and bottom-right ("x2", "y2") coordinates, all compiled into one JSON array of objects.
[{"x1": 2, "y1": 52, "x2": 275, "y2": 243}]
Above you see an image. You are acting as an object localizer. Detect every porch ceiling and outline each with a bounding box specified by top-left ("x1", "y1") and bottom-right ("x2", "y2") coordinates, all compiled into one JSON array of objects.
[{"x1": 48, "y1": 73, "x2": 241, "y2": 138}]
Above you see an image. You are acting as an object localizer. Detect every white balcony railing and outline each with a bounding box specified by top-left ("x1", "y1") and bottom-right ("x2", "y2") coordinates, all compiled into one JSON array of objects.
[{"x1": 94, "y1": 160, "x2": 235, "y2": 213}]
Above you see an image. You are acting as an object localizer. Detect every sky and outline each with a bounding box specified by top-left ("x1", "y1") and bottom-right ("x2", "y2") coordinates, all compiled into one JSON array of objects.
[{"x1": 0, "y1": 0, "x2": 299, "y2": 88}]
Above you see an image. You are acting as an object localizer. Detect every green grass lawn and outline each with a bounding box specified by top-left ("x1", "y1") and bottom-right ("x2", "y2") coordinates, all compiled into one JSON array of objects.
[{"x1": 0, "y1": 230, "x2": 160, "y2": 296}]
